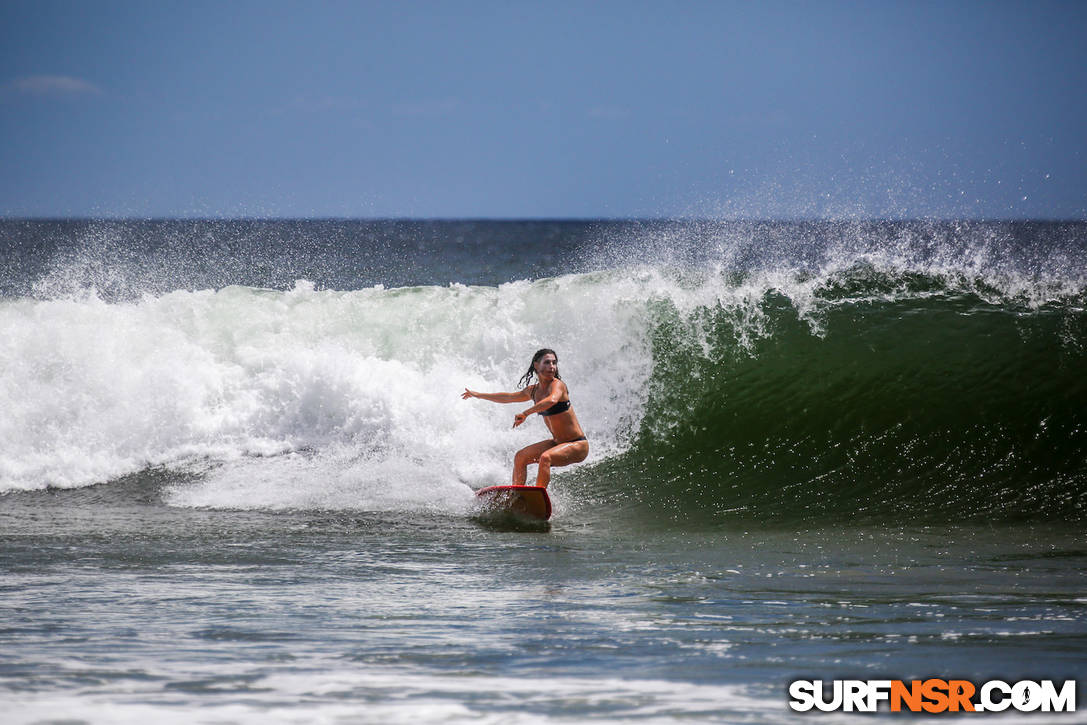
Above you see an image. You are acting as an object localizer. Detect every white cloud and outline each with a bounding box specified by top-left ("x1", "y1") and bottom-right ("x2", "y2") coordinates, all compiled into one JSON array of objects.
[{"x1": 7, "y1": 75, "x2": 103, "y2": 97}]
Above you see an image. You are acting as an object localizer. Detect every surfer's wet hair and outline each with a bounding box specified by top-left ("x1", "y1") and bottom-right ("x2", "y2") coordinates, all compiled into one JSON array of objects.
[{"x1": 518, "y1": 348, "x2": 560, "y2": 389}]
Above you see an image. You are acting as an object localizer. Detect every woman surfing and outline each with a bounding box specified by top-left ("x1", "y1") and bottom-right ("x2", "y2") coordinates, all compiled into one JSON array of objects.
[{"x1": 462, "y1": 348, "x2": 589, "y2": 488}]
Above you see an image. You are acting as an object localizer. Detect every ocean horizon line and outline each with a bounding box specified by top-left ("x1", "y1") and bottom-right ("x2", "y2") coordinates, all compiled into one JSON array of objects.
[{"x1": 3, "y1": 215, "x2": 1086, "y2": 224}]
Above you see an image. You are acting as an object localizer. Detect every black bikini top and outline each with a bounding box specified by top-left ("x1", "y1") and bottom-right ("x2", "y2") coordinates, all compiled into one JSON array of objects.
[
  {"x1": 539, "y1": 400, "x2": 571, "y2": 417},
  {"x1": 533, "y1": 384, "x2": 572, "y2": 417}
]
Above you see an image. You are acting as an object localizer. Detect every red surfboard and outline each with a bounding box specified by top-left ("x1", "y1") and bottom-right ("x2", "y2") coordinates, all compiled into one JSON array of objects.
[{"x1": 475, "y1": 485, "x2": 552, "y2": 521}]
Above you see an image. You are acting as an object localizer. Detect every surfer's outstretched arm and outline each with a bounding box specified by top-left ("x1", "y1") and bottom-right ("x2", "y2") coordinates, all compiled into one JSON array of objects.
[{"x1": 462, "y1": 387, "x2": 532, "y2": 404}]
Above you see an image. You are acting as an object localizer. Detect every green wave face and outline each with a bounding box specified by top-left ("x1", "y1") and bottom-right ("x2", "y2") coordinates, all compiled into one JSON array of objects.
[{"x1": 588, "y1": 277, "x2": 1087, "y2": 525}]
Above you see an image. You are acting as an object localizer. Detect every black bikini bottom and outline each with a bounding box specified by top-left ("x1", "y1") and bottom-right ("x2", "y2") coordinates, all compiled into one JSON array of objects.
[{"x1": 558, "y1": 436, "x2": 587, "y2": 443}]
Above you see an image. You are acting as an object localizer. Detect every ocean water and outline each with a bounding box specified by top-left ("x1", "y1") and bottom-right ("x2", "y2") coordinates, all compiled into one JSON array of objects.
[{"x1": 1, "y1": 219, "x2": 1085, "y2": 723}]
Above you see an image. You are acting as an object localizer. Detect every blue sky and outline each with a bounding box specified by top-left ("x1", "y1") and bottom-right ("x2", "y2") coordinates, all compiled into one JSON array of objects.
[{"x1": 2, "y1": 0, "x2": 1085, "y2": 219}]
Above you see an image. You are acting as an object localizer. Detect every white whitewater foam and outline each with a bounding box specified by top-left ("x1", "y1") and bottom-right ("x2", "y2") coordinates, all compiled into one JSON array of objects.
[
  {"x1": 1, "y1": 275, "x2": 659, "y2": 508},
  {"x1": 0, "y1": 664, "x2": 791, "y2": 724}
]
